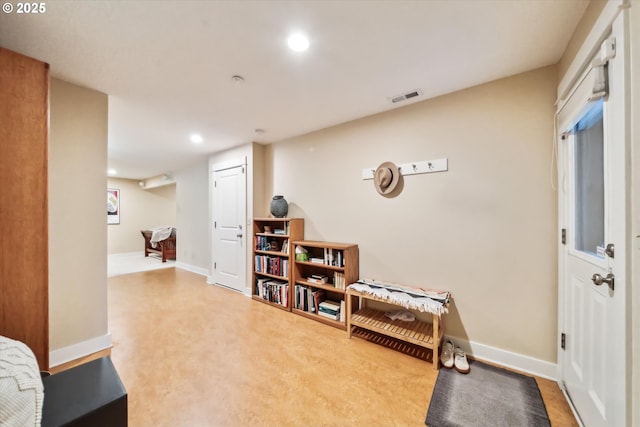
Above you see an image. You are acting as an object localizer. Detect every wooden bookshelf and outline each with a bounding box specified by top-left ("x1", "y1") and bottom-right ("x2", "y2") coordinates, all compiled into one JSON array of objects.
[
  {"x1": 0, "y1": 48, "x2": 50, "y2": 369},
  {"x1": 252, "y1": 218, "x2": 303, "y2": 311},
  {"x1": 291, "y1": 240, "x2": 359, "y2": 330}
]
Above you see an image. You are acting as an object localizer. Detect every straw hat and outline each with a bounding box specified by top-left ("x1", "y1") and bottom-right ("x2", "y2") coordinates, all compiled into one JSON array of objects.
[{"x1": 374, "y1": 161, "x2": 401, "y2": 195}]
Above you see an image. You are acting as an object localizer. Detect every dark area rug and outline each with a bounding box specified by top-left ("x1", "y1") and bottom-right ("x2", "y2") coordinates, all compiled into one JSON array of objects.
[{"x1": 425, "y1": 360, "x2": 550, "y2": 427}]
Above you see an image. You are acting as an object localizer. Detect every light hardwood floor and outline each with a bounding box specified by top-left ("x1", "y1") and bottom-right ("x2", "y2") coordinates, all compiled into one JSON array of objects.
[{"x1": 74, "y1": 268, "x2": 576, "y2": 426}]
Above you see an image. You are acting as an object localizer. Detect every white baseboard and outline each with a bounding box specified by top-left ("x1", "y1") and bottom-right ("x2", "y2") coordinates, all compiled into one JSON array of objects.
[
  {"x1": 176, "y1": 262, "x2": 209, "y2": 277},
  {"x1": 447, "y1": 334, "x2": 557, "y2": 380},
  {"x1": 49, "y1": 333, "x2": 112, "y2": 368},
  {"x1": 108, "y1": 251, "x2": 143, "y2": 258}
]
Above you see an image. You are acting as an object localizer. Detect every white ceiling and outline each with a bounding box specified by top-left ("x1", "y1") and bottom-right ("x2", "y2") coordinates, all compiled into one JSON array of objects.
[{"x1": 0, "y1": 0, "x2": 588, "y2": 179}]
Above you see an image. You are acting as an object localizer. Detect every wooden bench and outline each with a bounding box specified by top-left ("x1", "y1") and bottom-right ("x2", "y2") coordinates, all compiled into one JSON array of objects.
[{"x1": 346, "y1": 285, "x2": 446, "y2": 370}]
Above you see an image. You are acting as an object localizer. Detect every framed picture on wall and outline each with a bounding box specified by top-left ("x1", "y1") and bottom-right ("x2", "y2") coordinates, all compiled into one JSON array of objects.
[{"x1": 107, "y1": 188, "x2": 120, "y2": 224}]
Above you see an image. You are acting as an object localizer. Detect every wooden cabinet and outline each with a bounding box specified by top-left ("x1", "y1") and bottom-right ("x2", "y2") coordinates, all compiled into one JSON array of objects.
[
  {"x1": 291, "y1": 241, "x2": 359, "y2": 330},
  {"x1": 252, "y1": 218, "x2": 303, "y2": 310},
  {"x1": 0, "y1": 48, "x2": 50, "y2": 369}
]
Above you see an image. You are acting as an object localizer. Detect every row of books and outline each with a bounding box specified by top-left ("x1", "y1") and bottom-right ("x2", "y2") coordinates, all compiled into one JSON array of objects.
[
  {"x1": 255, "y1": 255, "x2": 289, "y2": 277},
  {"x1": 326, "y1": 248, "x2": 344, "y2": 267},
  {"x1": 254, "y1": 236, "x2": 290, "y2": 254},
  {"x1": 293, "y1": 285, "x2": 345, "y2": 322},
  {"x1": 306, "y1": 248, "x2": 345, "y2": 267},
  {"x1": 255, "y1": 278, "x2": 288, "y2": 307},
  {"x1": 333, "y1": 272, "x2": 346, "y2": 289},
  {"x1": 294, "y1": 285, "x2": 324, "y2": 313}
]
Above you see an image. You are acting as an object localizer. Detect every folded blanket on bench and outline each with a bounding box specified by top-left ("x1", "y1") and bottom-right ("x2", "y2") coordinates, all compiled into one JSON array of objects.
[{"x1": 348, "y1": 278, "x2": 450, "y2": 315}]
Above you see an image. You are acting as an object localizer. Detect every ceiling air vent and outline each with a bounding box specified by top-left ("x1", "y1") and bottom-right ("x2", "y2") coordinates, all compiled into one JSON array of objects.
[{"x1": 390, "y1": 88, "x2": 423, "y2": 104}]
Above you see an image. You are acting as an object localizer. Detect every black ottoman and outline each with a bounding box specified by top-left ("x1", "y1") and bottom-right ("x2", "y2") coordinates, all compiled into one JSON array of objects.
[{"x1": 42, "y1": 357, "x2": 127, "y2": 427}]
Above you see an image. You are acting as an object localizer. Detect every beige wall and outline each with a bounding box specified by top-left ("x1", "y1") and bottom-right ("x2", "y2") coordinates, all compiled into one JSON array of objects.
[
  {"x1": 174, "y1": 159, "x2": 209, "y2": 269},
  {"x1": 558, "y1": 0, "x2": 608, "y2": 78},
  {"x1": 49, "y1": 78, "x2": 109, "y2": 351},
  {"x1": 107, "y1": 178, "x2": 176, "y2": 254},
  {"x1": 253, "y1": 143, "x2": 266, "y2": 219},
  {"x1": 265, "y1": 66, "x2": 558, "y2": 362}
]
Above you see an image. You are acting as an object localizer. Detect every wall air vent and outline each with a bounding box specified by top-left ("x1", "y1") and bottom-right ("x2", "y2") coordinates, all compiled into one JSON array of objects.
[{"x1": 390, "y1": 88, "x2": 423, "y2": 104}]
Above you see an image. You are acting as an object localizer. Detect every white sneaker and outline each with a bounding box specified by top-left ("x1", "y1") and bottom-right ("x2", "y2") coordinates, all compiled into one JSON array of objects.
[
  {"x1": 454, "y1": 345, "x2": 470, "y2": 374},
  {"x1": 440, "y1": 339, "x2": 455, "y2": 369}
]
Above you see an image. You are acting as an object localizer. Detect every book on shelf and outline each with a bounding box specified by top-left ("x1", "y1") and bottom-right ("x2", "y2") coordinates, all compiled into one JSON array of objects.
[
  {"x1": 319, "y1": 300, "x2": 340, "y2": 312},
  {"x1": 318, "y1": 306, "x2": 338, "y2": 316},
  {"x1": 310, "y1": 257, "x2": 324, "y2": 264},
  {"x1": 318, "y1": 310, "x2": 339, "y2": 321},
  {"x1": 273, "y1": 228, "x2": 286, "y2": 235},
  {"x1": 324, "y1": 248, "x2": 333, "y2": 266},
  {"x1": 295, "y1": 285, "x2": 308, "y2": 311},
  {"x1": 307, "y1": 288, "x2": 314, "y2": 312},
  {"x1": 307, "y1": 274, "x2": 328, "y2": 284},
  {"x1": 333, "y1": 272, "x2": 345, "y2": 289},
  {"x1": 255, "y1": 278, "x2": 267, "y2": 298},
  {"x1": 340, "y1": 300, "x2": 345, "y2": 322},
  {"x1": 313, "y1": 289, "x2": 325, "y2": 313}
]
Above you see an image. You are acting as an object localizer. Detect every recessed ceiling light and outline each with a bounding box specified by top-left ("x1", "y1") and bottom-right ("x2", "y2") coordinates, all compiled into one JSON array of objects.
[
  {"x1": 231, "y1": 75, "x2": 245, "y2": 84},
  {"x1": 190, "y1": 134, "x2": 203, "y2": 144},
  {"x1": 108, "y1": 169, "x2": 117, "y2": 175},
  {"x1": 287, "y1": 33, "x2": 309, "y2": 52},
  {"x1": 254, "y1": 128, "x2": 265, "y2": 134}
]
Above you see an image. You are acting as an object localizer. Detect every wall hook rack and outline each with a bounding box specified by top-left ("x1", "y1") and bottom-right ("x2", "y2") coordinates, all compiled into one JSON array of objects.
[{"x1": 362, "y1": 158, "x2": 448, "y2": 180}]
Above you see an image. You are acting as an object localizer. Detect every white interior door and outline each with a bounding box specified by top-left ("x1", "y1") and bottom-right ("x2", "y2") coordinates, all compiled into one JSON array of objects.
[
  {"x1": 212, "y1": 164, "x2": 246, "y2": 293},
  {"x1": 558, "y1": 23, "x2": 627, "y2": 427}
]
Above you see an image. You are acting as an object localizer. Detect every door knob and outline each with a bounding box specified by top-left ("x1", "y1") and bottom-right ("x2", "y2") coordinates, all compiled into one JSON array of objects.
[
  {"x1": 237, "y1": 233, "x2": 243, "y2": 238},
  {"x1": 604, "y1": 243, "x2": 615, "y2": 258},
  {"x1": 591, "y1": 273, "x2": 615, "y2": 291}
]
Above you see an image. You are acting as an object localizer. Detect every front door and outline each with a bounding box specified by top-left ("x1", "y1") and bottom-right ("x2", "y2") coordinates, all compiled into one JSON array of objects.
[
  {"x1": 212, "y1": 164, "x2": 246, "y2": 293},
  {"x1": 558, "y1": 23, "x2": 627, "y2": 427}
]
